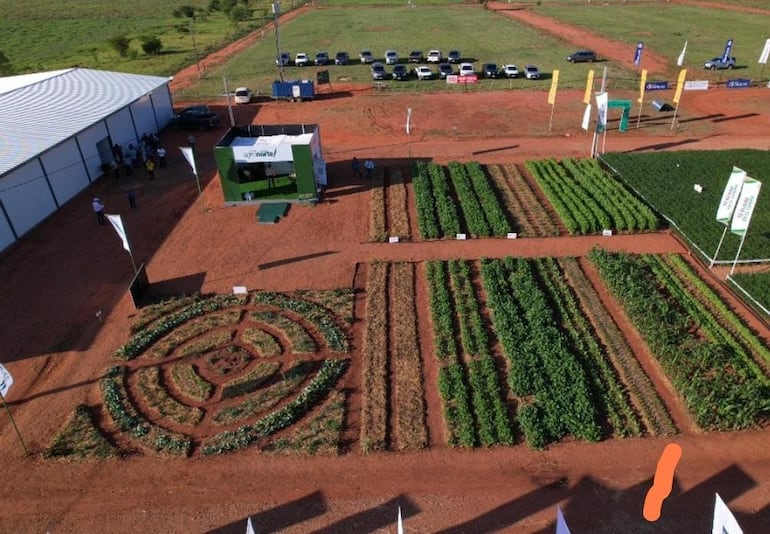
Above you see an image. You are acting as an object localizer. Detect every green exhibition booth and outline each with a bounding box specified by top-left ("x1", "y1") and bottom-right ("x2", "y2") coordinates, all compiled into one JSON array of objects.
[{"x1": 214, "y1": 124, "x2": 327, "y2": 203}]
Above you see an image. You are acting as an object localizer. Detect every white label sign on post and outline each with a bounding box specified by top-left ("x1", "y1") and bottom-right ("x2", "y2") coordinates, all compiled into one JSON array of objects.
[
  {"x1": 716, "y1": 167, "x2": 747, "y2": 225},
  {"x1": 0, "y1": 363, "x2": 14, "y2": 397}
]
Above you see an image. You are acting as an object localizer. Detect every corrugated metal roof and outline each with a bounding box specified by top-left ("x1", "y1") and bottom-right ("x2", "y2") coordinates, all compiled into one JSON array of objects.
[{"x1": 0, "y1": 68, "x2": 172, "y2": 176}]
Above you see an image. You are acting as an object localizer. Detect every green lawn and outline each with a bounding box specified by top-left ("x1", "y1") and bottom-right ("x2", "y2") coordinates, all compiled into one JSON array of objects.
[
  {"x1": 173, "y1": 5, "x2": 638, "y2": 99},
  {"x1": 601, "y1": 150, "x2": 770, "y2": 263},
  {"x1": 0, "y1": 0, "x2": 278, "y2": 75},
  {"x1": 731, "y1": 271, "x2": 770, "y2": 318},
  {"x1": 536, "y1": 3, "x2": 770, "y2": 79}
]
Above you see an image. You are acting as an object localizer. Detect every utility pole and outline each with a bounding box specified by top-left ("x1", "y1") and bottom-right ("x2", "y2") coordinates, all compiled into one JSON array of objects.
[
  {"x1": 273, "y1": 3, "x2": 285, "y2": 82},
  {"x1": 190, "y1": 15, "x2": 202, "y2": 79}
]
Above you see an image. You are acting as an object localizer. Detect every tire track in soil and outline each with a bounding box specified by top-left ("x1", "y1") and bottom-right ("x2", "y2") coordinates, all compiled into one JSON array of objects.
[
  {"x1": 340, "y1": 262, "x2": 367, "y2": 453},
  {"x1": 576, "y1": 256, "x2": 697, "y2": 434}
]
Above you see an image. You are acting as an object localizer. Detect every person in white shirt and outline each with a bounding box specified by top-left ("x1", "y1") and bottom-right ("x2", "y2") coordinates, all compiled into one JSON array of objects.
[
  {"x1": 364, "y1": 159, "x2": 375, "y2": 179},
  {"x1": 157, "y1": 147, "x2": 167, "y2": 168},
  {"x1": 92, "y1": 197, "x2": 105, "y2": 225}
]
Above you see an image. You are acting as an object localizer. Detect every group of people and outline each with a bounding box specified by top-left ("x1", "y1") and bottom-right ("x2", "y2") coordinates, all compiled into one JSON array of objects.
[
  {"x1": 352, "y1": 157, "x2": 376, "y2": 180},
  {"x1": 110, "y1": 132, "x2": 167, "y2": 182}
]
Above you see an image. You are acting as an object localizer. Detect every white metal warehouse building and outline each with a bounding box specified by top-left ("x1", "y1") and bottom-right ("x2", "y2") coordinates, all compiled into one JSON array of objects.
[{"x1": 0, "y1": 68, "x2": 174, "y2": 251}]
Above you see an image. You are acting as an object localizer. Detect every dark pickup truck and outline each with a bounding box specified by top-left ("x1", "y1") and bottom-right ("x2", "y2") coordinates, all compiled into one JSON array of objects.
[{"x1": 171, "y1": 105, "x2": 221, "y2": 131}]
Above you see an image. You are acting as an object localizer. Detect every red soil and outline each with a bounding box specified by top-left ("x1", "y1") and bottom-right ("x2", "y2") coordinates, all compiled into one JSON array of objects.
[{"x1": 1, "y1": 5, "x2": 770, "y2": 533}]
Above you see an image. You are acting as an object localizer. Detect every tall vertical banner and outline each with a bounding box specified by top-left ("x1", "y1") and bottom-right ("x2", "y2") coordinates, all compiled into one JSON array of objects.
[
  {"x1": 716, "y1": 167, "x2": 747, "y2": 225},
  {"x1": 759, "y1": 38, "x2": 770, "y2": 64},
  {"x1": 638, "y1": 69, "x2": 648, "y2": 104},
  {"x1": 721, "y1": 38, "x2": 734, "y2": 63},
  {"x1": 245, "y1": 517, "x2": 255, "y2": 534},
  {"x1": 672, "y1": 69, "x2": 687, "y2": 104},
  {"x1": 677, "y1": 41, "x2": 688, "y2": 67},
  {"x1": 712, "y1": 493, "x2": 743, "y2": 534},
  {"x1": 581, "y1": 104, "x2": 592, "y2": 131},
  {"x1": 107, "y1": 214, "x2": 131, "y2": 252},
  {"x1": 180, "y1": 146, "x2": 198, "y2": 176},
  {"x1": 583, "y1": 70, "x2": 595, "y2": 104},
  {"x1": 548, "y1": 70, "x2": 560, "y2": 105},
  {"x1": 730, "y1": 177, "x2": 761, "y2": 236},
  {"x1": 397, "y1": 506, "x2": 404, "y2": 534},
  {"x1": 633, "y1": 41, "x2": 644, "y2": 66},
  {"x1": 596, "y1": 92, "x2": 608, "y2": 132}
]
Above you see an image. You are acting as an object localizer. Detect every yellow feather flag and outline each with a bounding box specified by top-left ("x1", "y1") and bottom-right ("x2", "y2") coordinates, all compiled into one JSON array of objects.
[
  {"x1": 583, "y1": 70, "x2": 595, "y2": 104},
  {"x1": 673, "y1": 69, "x2": 687, "y2": 104},
  {"x1": 637, "y1": 69, "x2": 647, "y2": 104},
  {"x1": 548, "y1": 70, "x2": 560, "y2": 105}
]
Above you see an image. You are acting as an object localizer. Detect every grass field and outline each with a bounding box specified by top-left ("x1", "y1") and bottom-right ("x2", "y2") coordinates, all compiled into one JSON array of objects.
[
  {"x1": 0, "y1": 0, "x2": 281, "y2": 75},
  {"x1": 173, "y1": 5, "x2": 639, "y2": 99},
  {"x1": 536, "y1": 3, "x2": 770, "y2": 79},
  {"x1": 601, "y1": 150, "x2": 770, "y2": 263},
  {"x1": 731, "y1": 271, "x2": 770, "y2": 317}
]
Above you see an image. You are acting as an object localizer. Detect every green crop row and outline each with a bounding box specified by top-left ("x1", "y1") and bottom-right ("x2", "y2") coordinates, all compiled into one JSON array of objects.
[
  {"x1": 425, "y1": 261, "x2": 475, "y2": 446},
  {"x1": 466, "y1": 162, "x2": 511, "y2": 236},
  {"x1": 536, "y1": 258, "x2": 643, "y2": 438},
  {"x1": 429, "y1": 164, "x2": 462, "y2": 237},
  {"x1": 201, "y1": 359, "x2": 350, "y2": 455},
  {"x1": 448, "y1": 260, "x2": 514, "y2": 446},
  {"x1": 480, "y1": 258, "x2": 601, "y2": 449},
  {"x1": 447, "y1": 163, "x2": 490, "y2": 237},
  {"x1": 526, "y1": 158, "x2": 658, "y2": 235},
  {"x1": 412, "y1": 161, "x2": 440, "y2": 240},
  {"x1": 253, "y1": 292, "x2": 349, "y2": 352},
  {"x1": 589, "y1": 249, "x2": 770, "y2": 430}
]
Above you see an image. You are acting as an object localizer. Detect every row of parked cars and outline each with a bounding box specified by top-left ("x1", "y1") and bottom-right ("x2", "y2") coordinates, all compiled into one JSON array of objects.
[
  {"x1": 275, "y1": 49, "x2": 466, "y2": 67},
  {"x1": 371, "y1": 62, "x2": 541, "y2": 81}
]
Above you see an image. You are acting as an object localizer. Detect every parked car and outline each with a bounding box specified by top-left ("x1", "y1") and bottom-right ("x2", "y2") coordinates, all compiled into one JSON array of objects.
[
  {"x1": 427, "y1": 50, "x2": 442, "y2": 63},
  {"x1": 415, "y1": 66, "x2": 433, "y2": 80},
  {"x1": 275, "y1": 52, "x2": 291, "y2": 66},
  {"x1": 392, "y1": 64, "x2": 409, "y2": 80},
  {"x1": 409, "y1": 50, "x2": 424, "y2": 63},
  {"x1": 566, "y1": 50, "x2": 597, "y2": 63},
  {"x1": 315, "y1": 52, "x2": 329, "y2": 66},
  {"x1": 295, "y1": 52, "x2": 310, "y2": 67},
  {"x1": 502, "y1": 64, "x2": 520, "y2": 78},
  {"x1": 335, "y1": 51, "x2": 350, "y2": 65},
  {"x1": 703, "y1": 56, "x2": 736, "y2": 69},
  {"x1": 234, "y1": 87, "x2": 252, "y2": 105},
  {"x1": 360, "y1": 50, "x2": 374, "y2": 64},
  {"x1": 385, "y1": 50, "x2": 399, "y2": 65},
  {"x1": 482, "y1": 63, "x2": 499, "y2": 78},
  {"x1": 459, "y1": 62, "x2": 475, "y2": 76},
  {"x1": 524, "y1": 64, "x2": 541, "y2": 79},
  {"x1": 448, "y1": 50, "x2": 462, "y2": 64},
  {"x1": 171, "y1": 105, "x2": 221, "y2": 131},
  {"x1": 438, "y1": 63, "x2": 454, "y2": 78},
  {"x1": 371, "y1": 62, "x2": 387, "y2": 80}
]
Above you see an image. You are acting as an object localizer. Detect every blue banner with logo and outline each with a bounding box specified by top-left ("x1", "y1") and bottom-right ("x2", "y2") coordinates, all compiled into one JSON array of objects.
[
  {"x1": 726, "y1": 79, "x2": 751, "y2": 88},
  {"x1": 634, "y1": 42, "x2": 644, "y2": 66},
  {"x1": 721, "y1": 39, "x2": 734, "y2": 63},
  {"x1": 645, "y1": 81, "x2": 668, "y2": 91}
]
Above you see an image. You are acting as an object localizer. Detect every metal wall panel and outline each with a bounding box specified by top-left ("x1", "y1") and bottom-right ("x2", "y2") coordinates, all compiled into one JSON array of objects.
[
  {"x1": 40, "y1": 138, "x2": 90, "y2": 205},
  {"x1": 0, "y1": 160, "x2": 57, "y2": 237}
]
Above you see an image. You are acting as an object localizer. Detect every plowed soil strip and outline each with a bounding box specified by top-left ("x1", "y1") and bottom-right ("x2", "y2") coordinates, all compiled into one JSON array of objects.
[
  {"x1": 368, "y1": 169, "x2": 386, "y2": 242},
  {"x1": 360, "y1": 262, "x2": 389, "y2": 451},
  {"x1": 387, "y1": 167, "x2": 411, "y2": 240},
  {"x1": 502, "y1": 163, "x2": 560, "y2": 236},
  {"x1": 485, "y1": 164, "x2": 532, "y2": 237},
  {"x1": 390, "y1": 262, "x2": 428, "y2": 450}
]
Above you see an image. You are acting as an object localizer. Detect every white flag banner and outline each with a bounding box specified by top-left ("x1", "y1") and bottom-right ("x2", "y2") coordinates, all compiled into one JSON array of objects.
[
  {"x1": 677, "y1": 41, "x2": 688, "y2": 67},
  {"x1": 595, "y1": 92, "x2": 608, "y2": 130},
  {"x1": 759, "y1": 38, "x2": 770, "y2": 64},
  {"x1": 581, "y1": 104, "x2": 592, "y2": 131},
  {"x1": 555, "y1": 505, "x2": 571, "y2": 534},
  {"x1": 106, "y1": 214, "x2": 131, "y2": 253},
  {"x1": 0, "y1": 363, "x2": 14, "y2": 397},
  {"x1": 179, "y1": 146, "x2": 198, "y2": 176},
  {"x1": 245, "y1": 517, "x2": 255, "y2": 534},
  {"x1": 398, "y1": 506, "x2": 404, "y2": 534},
  {"x1": 730, "y1": 177, "x2": 761, "y2": 237},
  {"x1": 716, "y1": 167, "x2": 747, "y2": 225},
  {"x1": 712, "y1": 493, "x2": 743, "y2": 534}
]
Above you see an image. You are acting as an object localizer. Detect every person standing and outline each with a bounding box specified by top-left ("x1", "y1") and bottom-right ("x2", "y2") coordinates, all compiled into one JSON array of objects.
[
  {"x1": 92, "y1": 197, "x2": 105, "y2": 225},
  {"x1": 364, "y1": 158, "x2": 375, "y2": 179},
  {"x1": 110, "y1": 159, "x2": 120, "y2": 180},
  {"x1": 128, "y1": 143, "x2": 138, "y2": 168},
  {"x1": 126, "y1": 189, "x2": 137, "y2": 209},
  {"x1": 351, "y1": 157, "x2": 362, "y2": 179},
  {"x1": 265, "y1": 163, "x2": 276, "y2": 189},
  {"x1": 187, "y1": 134, "x2": 196, "y2": 152},
  {"x1": 156, "y1": 146, "x2": 167, "y2": 168},
  {"x1": 145, "y1": 158, "x2": 155, "y2": 181}
]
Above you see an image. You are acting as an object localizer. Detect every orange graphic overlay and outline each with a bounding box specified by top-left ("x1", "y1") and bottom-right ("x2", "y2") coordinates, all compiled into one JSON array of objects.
[{"x1": 643, "y1": 443, "x2": 683, "y2": 521}]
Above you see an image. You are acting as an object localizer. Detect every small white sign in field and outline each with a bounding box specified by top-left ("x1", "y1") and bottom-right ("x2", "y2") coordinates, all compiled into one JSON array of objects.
[
  {"x1": 684, "y1": 80, "x2": 709, "y2": 91},
  {"x1": 388, "y1": 236, "x2": 400, "y2": 243},
  {"x1": 456, "y1": 233, "x2": 467, "y2": 240},
  {"x1": 507, "y1": 232, "x2": 518, "y2": 239},
  {"x1": 232, "y1": 286, "x2": 248, "y2": 295},
  {"x1": 0, "y1": 363, "x2": 14, "y2": 398},
  {"x1": 602, "y1": 229, "x2": 613, "y2": 237}
]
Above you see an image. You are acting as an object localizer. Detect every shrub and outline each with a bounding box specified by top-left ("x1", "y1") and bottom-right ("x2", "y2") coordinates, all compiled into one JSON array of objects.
[
  {"x1": 141, "y1": 37, "x2": 163, "y2": 55},
  {"x1": 107, "y1": 35, "x2": 131, "y2": 57},
  {"x1": 229, "y1": 5, "x2": 251, "y2": 22}
]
